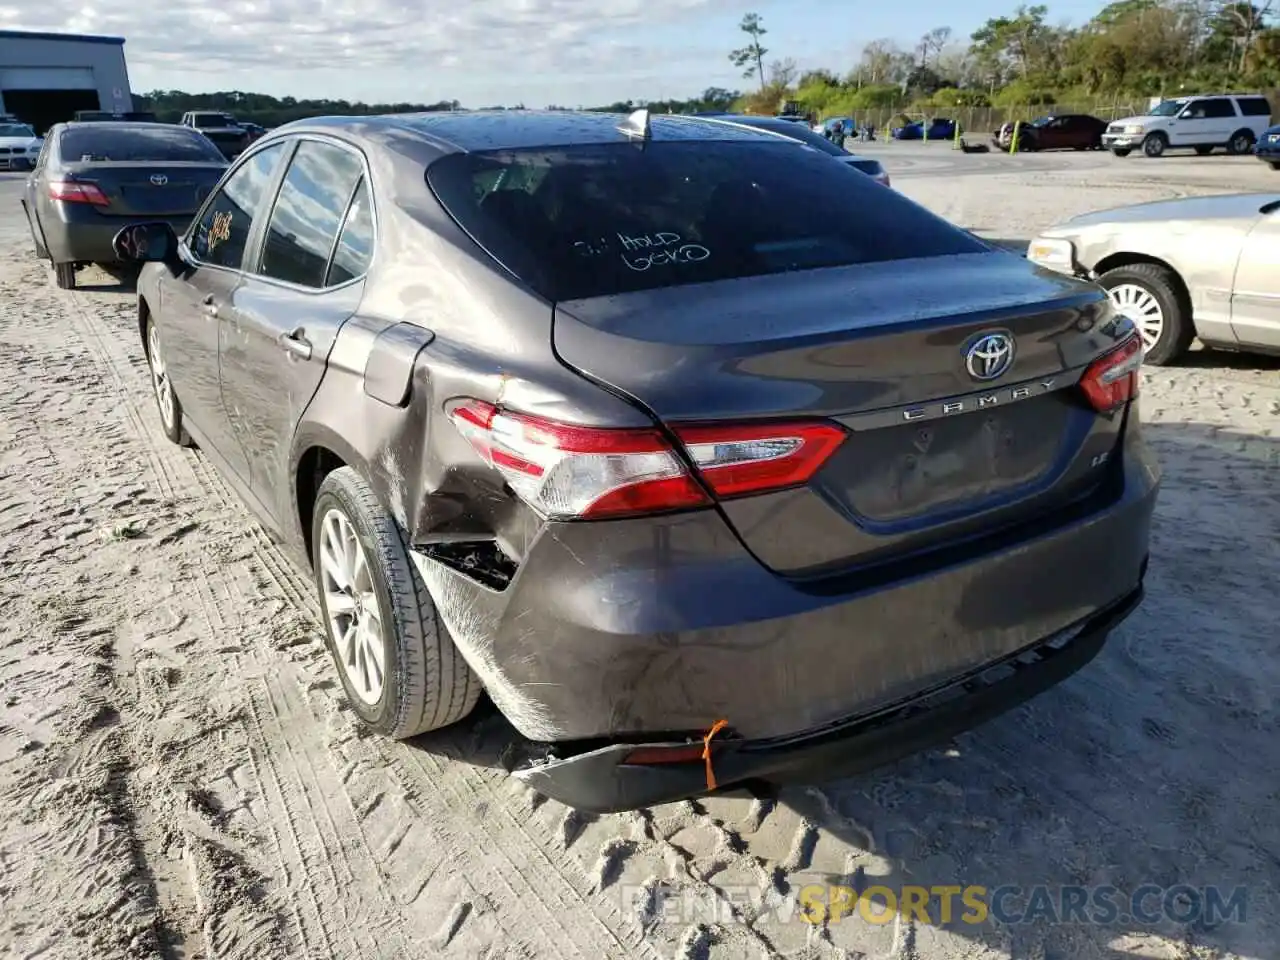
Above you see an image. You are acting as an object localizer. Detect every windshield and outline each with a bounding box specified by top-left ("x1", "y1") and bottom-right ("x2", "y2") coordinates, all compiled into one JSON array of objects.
[
  {"x1": 1148, "y1": 100, "x2": 1187, "y2": 117},
  {"x1": 0, "y1": 123, "x2": 35, "y2": 138},
  {"x1": 427, "y1": 140, "x2": 985, "y2": 302},
  {"x1": 60, "y1": 126, "x2": 226, "y2": 162}
]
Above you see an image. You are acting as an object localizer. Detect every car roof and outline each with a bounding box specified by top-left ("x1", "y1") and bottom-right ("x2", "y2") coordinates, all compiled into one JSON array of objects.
[
  {"x1": 277, "y1": 109, "x2": 785, "y2": 154},
  {"x1": 59, "y1": 121, "x2": 196, "y2": 132}
]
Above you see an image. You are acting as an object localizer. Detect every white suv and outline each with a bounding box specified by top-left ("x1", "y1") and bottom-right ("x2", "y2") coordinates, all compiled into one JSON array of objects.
[{"x1": 1101, "y1": 93, "x2": 1272, "y2": 158}]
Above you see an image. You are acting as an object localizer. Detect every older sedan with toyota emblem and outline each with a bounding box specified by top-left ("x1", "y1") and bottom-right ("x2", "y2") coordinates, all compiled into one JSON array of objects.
[
  {"x1": 22, "y1": 120, "x2": 227, "y2": 289},
  {"x1": 107, "y1": 109, "x2": 1158, "y2": 812}
]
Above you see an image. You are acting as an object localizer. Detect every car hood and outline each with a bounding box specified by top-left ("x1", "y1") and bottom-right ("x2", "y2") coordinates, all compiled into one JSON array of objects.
[
  {"x1": 0, "y1": 137, "x2": 40, "y2": 148},
  {"x1": 1058, "y1": 193, "x2": 1280, "y2": 230},
  {"x1": 1109, "y1": 114, "x2": 1159, "y2": 127}
]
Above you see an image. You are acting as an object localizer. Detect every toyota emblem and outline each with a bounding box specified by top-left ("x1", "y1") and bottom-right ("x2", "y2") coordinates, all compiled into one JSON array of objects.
[
  {"x1": 150, "y1": 174, "x2": 168, "y2": 186},
  {"x1": 964, "y1": 332, "x2": 1015, "y2": 381}
]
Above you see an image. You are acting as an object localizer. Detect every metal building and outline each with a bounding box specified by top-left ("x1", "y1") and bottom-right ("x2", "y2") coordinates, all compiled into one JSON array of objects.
[{"x1": 0, "y1": 30, "x2": 133, "y2": 133}]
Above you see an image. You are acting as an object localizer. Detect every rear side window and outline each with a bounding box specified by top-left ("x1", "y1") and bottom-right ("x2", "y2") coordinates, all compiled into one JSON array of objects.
[
  {"x1": 1237, "y1": 97, "x2": 1272, "y2": 117},
  {"x1": 427, "y1": 141, "x2": 985, "y2": 301},
  {"x1": 59, "y1": 126, "x2": 225, "y2": 163},
  {"x1": 326, "y1": 178, "x2": 374, "y2": 286},
  {"x1": 257, "y1": 140, "x2": 364, "y2": 288}
]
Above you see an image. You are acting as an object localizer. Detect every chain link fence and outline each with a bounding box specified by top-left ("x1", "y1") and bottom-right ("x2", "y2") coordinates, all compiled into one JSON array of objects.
[{"x1": 838, "y1": 101, "x2": 1150, "y2": 137}]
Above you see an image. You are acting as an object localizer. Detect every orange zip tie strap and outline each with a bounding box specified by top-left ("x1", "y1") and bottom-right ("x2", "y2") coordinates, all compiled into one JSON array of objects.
[{"x1": 702, "y1": 719, "x2": 729, "y2": 791}]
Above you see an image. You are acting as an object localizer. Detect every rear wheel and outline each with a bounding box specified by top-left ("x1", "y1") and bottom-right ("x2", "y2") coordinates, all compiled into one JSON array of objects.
[
  {"x1": 1194, "y1": 145, "x2": 1214, "y2": 156},
  {"x1": 1142, "y1": 132, "x2": 1167, "y2": 158},
  {"x1": 1227, "y1": 130, "x2": 1255, "y2": 155},
  {"x1": 1098, "y1": 263, "x2": 1194, "y2": 366},
  {"x1": 53, "y1": 262, "x2": 75, "y2": 289},
  {"x1": 1269, "y1": 161, "x2": 1280, "y2": 171},
  {"x1": 1111, "y1": 148, "x2": 1132, "y2": 157},
  {"x1": 312, "y1": 466, "x2": 482, "y2": 739}
]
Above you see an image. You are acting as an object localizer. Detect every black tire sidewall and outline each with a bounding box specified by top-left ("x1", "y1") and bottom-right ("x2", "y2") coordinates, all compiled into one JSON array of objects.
[
  {"x1": 54, "y1": 262, "x2": 75, "y2": 289},
  {"x1": 1228, "y1": 132, "x2": 1253, "y2": 155},
  {"x1": 1098, "y1": 265, "x2": 1188, "y2": 365},
  {"x1": 1143, "y1": 134, "x2": 1166, "y2": 158},
  {"x1": 1112, "y1": 148, "x2": 1131, "y2": 157},
  {"x1": 311, "y1": 480, "x2": 405, "y2": 733}
]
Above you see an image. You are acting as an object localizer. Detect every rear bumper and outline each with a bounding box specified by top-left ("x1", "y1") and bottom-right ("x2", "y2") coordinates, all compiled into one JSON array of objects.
[
  {"x1": 515, "y1": 583, "x2": 1144, "y2": 812},
  {"x1": 43, "y1": 208, "x2": 194, "y2": 264},
  {"x1": 412, "y1": 414, "x2": 1159, "y2": 751}
]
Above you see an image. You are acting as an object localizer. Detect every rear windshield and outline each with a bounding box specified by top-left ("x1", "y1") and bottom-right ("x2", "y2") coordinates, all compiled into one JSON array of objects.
[
  {"x1": 427, "y1": 140, "x2": 985, "y2": 301},
  {"x1": 61, "y1": 126, "x2": 225, "y2": 163},
  {"x1": 732, "y1": 119, "x2": 848, "y2": 156}
]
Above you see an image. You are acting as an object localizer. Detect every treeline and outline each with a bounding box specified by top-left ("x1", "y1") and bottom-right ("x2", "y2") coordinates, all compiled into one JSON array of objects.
[
  {"x1": 133, "y1": 90, "x2": 464, "y2": 127},
  {"x1": 721, "y1": 0, "x2": 1280, "y2": 119}
]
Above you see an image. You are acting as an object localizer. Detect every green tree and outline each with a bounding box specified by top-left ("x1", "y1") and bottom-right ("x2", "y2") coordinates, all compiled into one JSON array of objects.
[{"x1": 729, "y1": 13, "x2": 770, "y2": 89}]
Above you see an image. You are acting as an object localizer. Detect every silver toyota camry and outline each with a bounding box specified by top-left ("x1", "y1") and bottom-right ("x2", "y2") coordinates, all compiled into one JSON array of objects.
[{"x1": 1027, "y1": 193, "x2": 1280, "y2": 364}]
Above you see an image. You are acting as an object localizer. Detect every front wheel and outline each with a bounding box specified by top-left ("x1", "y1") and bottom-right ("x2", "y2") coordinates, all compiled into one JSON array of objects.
[
  {"x1": 1142, "y1": 133, "x2": 1167, "y2": 158},
  {"x1": 1098, "y1": 263, "x2": 1194, "y2": 365},
  {"x1": 312, "y1": 466, "x2": 482, "y2": 739},
  {"x1": 145, "y1": 317, "x2": 192, "y2": 446},
  {"x1": 1111, "y1": 148, "x2": 1132, "y2": 157},
  {"x1": 1269, "y1": 161, "x2": 1280, "y2": 171}
]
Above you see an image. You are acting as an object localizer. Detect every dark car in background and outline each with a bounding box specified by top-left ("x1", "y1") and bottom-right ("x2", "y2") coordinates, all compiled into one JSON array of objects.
[
  {"x1": 892, "y1": 118, "x2": 958, "y2": 140},
  {"x1": 994, "y1": 114, "x2": 1107, "y2": 151},
  {"x1": 110, "y1": 110, "x2": 1155, "y2": 812},
  {"x1": 22, "y1": 122, "x2": 228, "y2": 288},
  {"x1": 1256, "y1": 123, "x2": 1280, "y2": 168},
  {"x1": 701, "y1": 113, "x2": 891, "y2": 185}
]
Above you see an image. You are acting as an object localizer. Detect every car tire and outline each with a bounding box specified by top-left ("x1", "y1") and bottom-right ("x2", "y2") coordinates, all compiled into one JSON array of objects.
[
  {"x1": 1098, "y1": 263, "x2": 1194, "y2": 366},
  {"x1": 1111, "y1": 148, "x2": 1132, "y2": 157},
  {"x1": 1269, "y1": 161, "x2": 1280, "y2": 171},
  {"x1": 311, "y1": 466, "x2": 482, "y2": 740},
  {"x1": 1141, "y1": 133, "x2": 1167, "y2": 158},
  {"x1": 1226, "y1": 130, "x2": 1255, "y2": 155},
  {"x1": 53, "y1": 261, "x2": 76, "y2": 289},
  {"x1": 1194, "y1": 145, "x2": 1214, "y2": 156},
  {"x1": 144, "y1": 316, "x2": 193, "y2": 447}
]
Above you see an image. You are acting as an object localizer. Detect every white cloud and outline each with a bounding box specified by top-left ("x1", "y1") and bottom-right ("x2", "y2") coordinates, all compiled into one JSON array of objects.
[{"x1": 1, "y1": 0, "x2": 744, "y2": 85}]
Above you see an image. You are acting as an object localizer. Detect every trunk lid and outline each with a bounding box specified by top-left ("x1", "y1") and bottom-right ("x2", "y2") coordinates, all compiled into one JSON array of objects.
[
  {"x1": 62, "y1": 161, "x2": 226, "y2": 217},
  {"x1": 553, "y1": 252, "x2": 1126, "y2": 576}
]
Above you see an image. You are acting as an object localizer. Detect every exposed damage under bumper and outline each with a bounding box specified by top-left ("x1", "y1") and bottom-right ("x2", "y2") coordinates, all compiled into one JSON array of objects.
[{"x1": 513, "y1": 584, "x2": 1145, "y2": 812}]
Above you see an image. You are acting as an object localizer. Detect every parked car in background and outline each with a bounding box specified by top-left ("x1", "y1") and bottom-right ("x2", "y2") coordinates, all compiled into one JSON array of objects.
[
  {"x1": 110, "y1": 109, "x2": 1153, "y2": 813},
  {"x1": 180, "y1": 110, "x2": 251, "y2": 159},
  {"x1": 22, "y1": 121, "x2": 228, "y2": 289},
  {"x1": 993, "y1": 114, "x2": 1106, "y2": 151},
  {"x1": 1027, "y1": 192, "x2": 1280, "y2": 363},
  {"x1": 241, "y1": 122, "x2": 268, "y2": 144},
  {"x1": 1255, "y1": 123, "x2": 1280, "y2": 169},
  {"x1": 1101, "y1": 93, "x2": 1272, "y2": 158},
  {"x1": 701, "y1": 114, "x2": 891, "y2": 185},
  {"x1": 892, "y1": 118, "x2": 958, "y2": 140},
  {"x1": 0, "y1": 121, "x2": 42, "y2": 171}
]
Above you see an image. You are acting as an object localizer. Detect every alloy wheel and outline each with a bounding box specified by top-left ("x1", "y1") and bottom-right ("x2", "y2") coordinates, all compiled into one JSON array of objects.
[
  {"x1": 319, "y1": 508, "x2": 386, "y2": 705},
  {"x1": 147, "y1": 325, "x2": 176, "y2": 430},
  {"x1": 1107, "y1": 283, "x2": 1164, "y2": 351}
]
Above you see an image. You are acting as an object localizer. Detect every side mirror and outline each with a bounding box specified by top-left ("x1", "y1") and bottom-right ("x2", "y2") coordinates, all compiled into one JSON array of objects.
[{"x1": 112, "y1": 221, "x2": 178, "y2": 264}]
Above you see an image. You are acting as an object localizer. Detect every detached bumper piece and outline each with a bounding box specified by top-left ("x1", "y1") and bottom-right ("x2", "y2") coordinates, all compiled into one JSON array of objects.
[{"x1": 514, "y1": 583, "x2": 1145, "y2": 813}]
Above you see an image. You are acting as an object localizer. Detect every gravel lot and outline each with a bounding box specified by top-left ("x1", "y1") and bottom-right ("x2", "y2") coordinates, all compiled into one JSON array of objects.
[{"x1": 2, "y1": 146, "x2": 1278, "y2": 960}]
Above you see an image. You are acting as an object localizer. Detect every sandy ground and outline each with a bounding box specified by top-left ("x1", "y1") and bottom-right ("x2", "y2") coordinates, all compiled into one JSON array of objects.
[{"x1": 1, "y1": 147, "x2": 1278, "y2": 960}]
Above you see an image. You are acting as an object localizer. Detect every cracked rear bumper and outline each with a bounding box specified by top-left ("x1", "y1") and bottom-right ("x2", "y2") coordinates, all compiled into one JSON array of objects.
[{"x1": 513, "y1": 583, "x2": 1144, "y2": 812}]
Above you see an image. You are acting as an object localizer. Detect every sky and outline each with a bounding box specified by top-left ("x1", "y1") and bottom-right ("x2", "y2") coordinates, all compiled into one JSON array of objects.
[{"x1": 1, "y1": 0, "x2": 1112, "y2": 107}]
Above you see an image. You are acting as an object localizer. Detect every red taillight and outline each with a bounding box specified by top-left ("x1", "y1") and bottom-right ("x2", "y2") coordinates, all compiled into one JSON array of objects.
[
  {"x1": 445, "y1": 400, "x2": 847, "y2": 520},
  {"x1": 48, "y1": 181, "x2": 109, "y2": 206},
  {"x1": 1079, "y1": 334, "x2": 1143, "y2": 413}
]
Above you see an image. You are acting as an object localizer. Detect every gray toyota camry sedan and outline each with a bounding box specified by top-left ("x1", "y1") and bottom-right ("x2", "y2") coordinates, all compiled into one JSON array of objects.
[{"x1": 109, "y1": 109, "x2": 1159, "y2": 812}]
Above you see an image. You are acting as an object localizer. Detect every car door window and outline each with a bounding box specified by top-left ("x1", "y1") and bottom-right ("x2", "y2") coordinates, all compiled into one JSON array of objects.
[
  {"x1": 1201, "y1": 99, "x2": 1236, "y2": 119},
  {"x1": 257, "y1": 140, "x2": 364, "y2": 289},
  {"x1": 325, "y1": 178, "x2": 374, "y2": 286},
  {"x1": 190, "y1": 142, "x2": 286, "y2": 269},
  {"x1": 1236, "y1": 97, "x2": 1271, "y2": 117}
]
